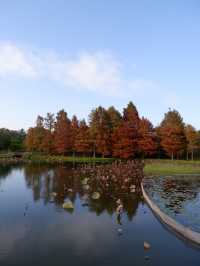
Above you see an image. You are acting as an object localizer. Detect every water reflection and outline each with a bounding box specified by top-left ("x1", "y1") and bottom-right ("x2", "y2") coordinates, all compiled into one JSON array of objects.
[
  {"x1": 144, "y1": 175, "x2": 200, "y2": 232},
  {"x1": 23, "y1": 164, "x2": 141, "y2": 221},
  {"x1": 1, "y1": 165, "x2": 200, "y2": 266}
]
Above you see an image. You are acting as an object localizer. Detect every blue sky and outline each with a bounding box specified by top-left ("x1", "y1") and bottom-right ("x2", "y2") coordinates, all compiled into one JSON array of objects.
[{"x1": 0, "y1": 0, "x2": 200, "y2": 130}]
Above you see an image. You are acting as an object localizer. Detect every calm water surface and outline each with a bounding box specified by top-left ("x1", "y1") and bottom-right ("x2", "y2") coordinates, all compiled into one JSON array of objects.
[
  {"x1": 144, "y1": 175, "x2": 200, "y2": 233},
  {"x1": 0, "y1": 165, "x2": 200, "y2": 266}
]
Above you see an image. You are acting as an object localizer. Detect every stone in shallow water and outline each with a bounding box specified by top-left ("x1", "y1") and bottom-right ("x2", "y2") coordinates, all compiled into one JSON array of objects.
[
  {"x1": 83, "y1": 184, "x2": 90, "y2": 190},
  {"x1": 144, "y1": 241, "x2": 151, "y2": 250},
  {"x1": 117, "y1": 228, "x2": 123, "y2": 235},
  {"x1": 63, "y1": 201, "x2": 74, "y2": 210},
  {"x1": 130, "y1": 184, "x2": 136, "y2": 193},
  {"x1": 82, "y1": 178, "x2": 89, "y2": 185},
  {"x1": 92, "y1": 192, "x2": 101, "y2": 200}
]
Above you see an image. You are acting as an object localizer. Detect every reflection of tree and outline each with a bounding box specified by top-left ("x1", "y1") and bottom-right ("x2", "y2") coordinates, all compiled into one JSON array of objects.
[
  {"x1": 146, "y1": 177, "x2": 200, "y2": 214},
  {"x1": 23, "y1": 162, "x2": 143, "y2": 221},
  {"x1": 24, "y1": 164, "x2": 51, "y2": 202},
  {"x1": 86, "y1": 193, "x2": 140, "y2": 221},
  {"x1": 0, "y1": 165, "x2": 13, "y2": 179},
  {"x1": 162, "y1": 178, "x2": 199, "y2": 212},
  {"x1": 0, "y1": 164, "x2": 23, "y2": 186}
]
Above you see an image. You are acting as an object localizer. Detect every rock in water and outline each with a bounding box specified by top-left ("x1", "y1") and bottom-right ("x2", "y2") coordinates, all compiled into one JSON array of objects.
[
  {"x1": 144, "y1": 241, "x2": 151, "y2": 250},
  {"x1": 92, "y1": 192, "x2": 100, "y2": 200},
  {"x1": 63, "y1": 201, "x2": 74, "y2": 210},
  {"x1": 83, "y1": 184, "x2": 90, "y2": 190},
  {"x1": 130, "y1": 184, "x2": 136, "y2": 193},
  {"x1": 82, "y1": 178, "x2": 89, "y2": 185},
  {"x1": 51, "y1": 192, "x2": 57, "y2": 197},
  {"x1": 117, "y1": 228, "x2": 123, "y2": 235},
  {"x1": 116, "y1": 204, "x2": 123, "y2": 214},
  {"x1": 116, "y1": 199, "x2": 122, "y2": 205}
]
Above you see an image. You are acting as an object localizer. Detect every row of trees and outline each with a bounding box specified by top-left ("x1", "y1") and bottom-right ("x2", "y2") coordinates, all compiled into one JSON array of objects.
[
  {"x1": 0, "y1": 128, "x2": 25, "y2": 152},
  {"x1": 24, "y1": 102, "x2": 200, "y2": 160}
]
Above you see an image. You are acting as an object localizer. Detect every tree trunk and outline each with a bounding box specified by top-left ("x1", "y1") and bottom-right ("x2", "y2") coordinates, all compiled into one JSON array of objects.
[
  {"x1": 191, "y1": 150, "x2": 194, "y2": 161},
  {"x1": 171, "y1": 152, "x2": 174, "y2": 160}
]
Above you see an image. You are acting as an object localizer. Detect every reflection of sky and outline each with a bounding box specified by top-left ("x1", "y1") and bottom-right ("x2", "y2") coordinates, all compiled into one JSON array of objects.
[
  {"x1": 144, "y1": 176, "x2": 200, "y2": 232},
  {"x1": 1, "y1": 167, "x2": 200, "y2": 266},
  {"x1": 0, "y1": 167, "x2": 129, "y2": 264}
]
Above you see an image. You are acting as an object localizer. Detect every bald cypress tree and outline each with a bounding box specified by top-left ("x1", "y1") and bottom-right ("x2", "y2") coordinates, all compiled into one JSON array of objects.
[
  {"x1": 138, "y1": 117, "x2": 157, "y2": 157},
  {"x1": 89, "y1": 106, "x2": 111, "y2": 157},
  {"x1": 160, "y1": 109, "x2": 186, "y2": 160},
  {"x1": 54, "y1": 110, "x2": 72, "y2": 155},
  {"x1": 112, "y1": 102, "x2": 140, "y2": 159},
  {"x1": 75, "y1": 120, "x2": 91, "y2": 155},
  {"x1": 185, "y1": 124, "x2": 199, "y2": 160},
  {"x1": 71, "y1": 115, "x2": 79, "y2": 157}
]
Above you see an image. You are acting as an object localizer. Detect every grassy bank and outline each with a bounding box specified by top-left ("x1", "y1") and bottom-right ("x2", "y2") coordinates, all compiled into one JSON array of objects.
[
  {"x1": 24, "y1": 154, "x2": 115, "y2": 164},
  {"x1": 1, "y1": 153, "x2": 200, "y2": 175},
  {"x1": 144, "y1": 159, "x2": 200, "y2": 175}
]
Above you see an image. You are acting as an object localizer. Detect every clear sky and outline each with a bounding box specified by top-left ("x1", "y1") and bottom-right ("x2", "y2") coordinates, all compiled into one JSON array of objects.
[{"x1": 0, "y1": 0, "x2": 200, "y2": 130}]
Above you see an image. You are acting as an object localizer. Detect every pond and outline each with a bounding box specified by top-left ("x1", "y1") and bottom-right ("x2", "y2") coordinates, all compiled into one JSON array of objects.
[
  {"x1": 0, "y1": 164, "x2": 200, "y2": 266},
  {"x1": 143, "y1": 175, "x2": 200, "y2": 233}
]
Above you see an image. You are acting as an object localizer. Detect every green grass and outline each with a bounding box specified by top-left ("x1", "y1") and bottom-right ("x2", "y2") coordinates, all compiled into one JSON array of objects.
[
  {"x1": 144, "y1": 159, "x2": 200, "y2": 175},
  {"x1": 1, "y1": 152, "x2": 200, "y2": 175},
  {"x1": 25, "y1": 154, "x2": 115, "y2": 164}
]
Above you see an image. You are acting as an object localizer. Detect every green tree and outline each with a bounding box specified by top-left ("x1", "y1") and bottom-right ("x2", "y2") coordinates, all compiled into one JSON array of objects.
[
  {"x1": 71, "y1": 115, "x2": 79, "y2": 157},
  {"x1": 107, "y1": 106, "x2": 122, "y2": 130},
  {"x1": 160, "y1": 109, "x2": 186, "y2": 160},
  {"x1": 44, "y1": 113, "x2": 55, "y2": 132},
  {"x1": 89, "y1": 106, "x2": 111, "y2": 157},
  {"x1": 185, "y1": 124, "x2": 199, "y2": 160}
]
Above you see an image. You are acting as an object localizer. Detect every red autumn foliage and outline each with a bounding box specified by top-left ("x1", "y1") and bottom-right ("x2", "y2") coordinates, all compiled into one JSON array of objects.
[
  {"x1": 25, "y1": 104, "x2": 197, "y2": 160},
  {"x1": 75, "y1": 120, "x2": 91, "y2": 154},
  {"x1": 112, "y1": 102, "x2": 140, "y2": 159},
  {"x1": 54, "y1": 110, "x2": 72, "y2": 155},
  {"x1": 138, "y1": 118, "x2": 157, "y2": 156},
  {"x1": 160, "y1": 126, "x2": 186, "y2": 159}
]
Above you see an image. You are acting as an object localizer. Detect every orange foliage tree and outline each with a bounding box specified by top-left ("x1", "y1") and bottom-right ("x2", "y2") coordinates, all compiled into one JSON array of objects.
[
  {"x1": 112, "y1": 102, "x2": 140, "y2": 159},
  {"x1": 160, "y1": 109, "x2": 186, "y2": 160},
  {"x1": 138, "y1": 117, "x2": 157, "y2": 157},
  {"x1": 54, "y1": 110, "x2": 72, "y2": 155},
  {"x1": 89, "y1": 106, "x2": 111, "y2": 157},
  {"x1": 25, "y1": 103, "x2": 200, "y2": 160},
  {"x1": 71, "y1": 115, "x2": 79, "y2": 157},
  {"x1": 75, "y1": 120, "x2": 91, "y2": 155}
]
